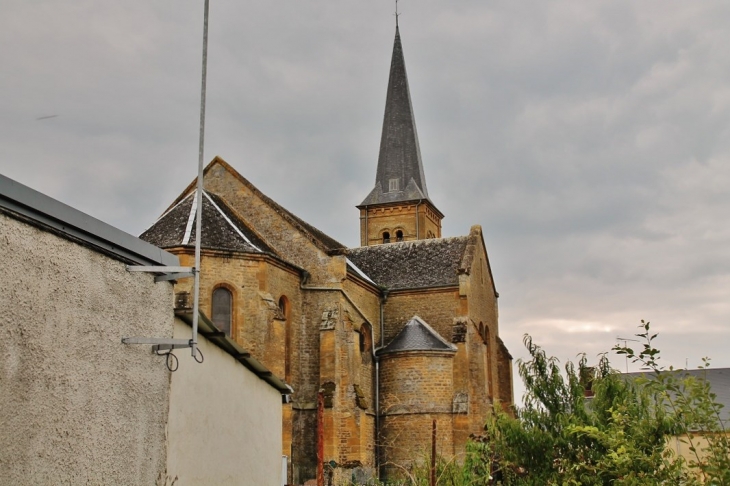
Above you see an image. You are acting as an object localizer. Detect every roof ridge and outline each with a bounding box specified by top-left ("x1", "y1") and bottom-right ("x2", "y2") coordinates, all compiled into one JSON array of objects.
[
  {"x1": 204, "y1": 191, "x2": 280, "y2": 258},
  {"x1": 202, "y1": 190, "x2": 261, "y2": 252},
  {"x1": 348, "y1": 234, "x2": 468, "y2": 252},
  {"x1": 379, "y1": 315, "x2": 457, "y2": 355},
  {"x1": 409, "y1": 315, "x2": 456, "y2": 350}
]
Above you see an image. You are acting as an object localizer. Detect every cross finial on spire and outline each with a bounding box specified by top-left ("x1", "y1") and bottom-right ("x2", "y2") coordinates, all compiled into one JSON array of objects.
[{"x1": 395, "y1": 0, "x2": 400, "y2": 27}]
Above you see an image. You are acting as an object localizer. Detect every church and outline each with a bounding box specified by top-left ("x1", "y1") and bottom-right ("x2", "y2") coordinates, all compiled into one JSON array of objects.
[{"x1": 141, "y1": 24, "x2": 513, "y2": 485}]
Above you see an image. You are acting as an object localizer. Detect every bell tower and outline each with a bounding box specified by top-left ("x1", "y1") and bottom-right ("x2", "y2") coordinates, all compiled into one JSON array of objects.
[{"x1": 358, "y1": 25, "x2": 443, "y2": 246}]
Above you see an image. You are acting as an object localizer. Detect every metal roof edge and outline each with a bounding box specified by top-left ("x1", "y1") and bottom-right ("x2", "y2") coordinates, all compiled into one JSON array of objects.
[
  {"x1": 175, "y1": 309, "x2": 292, "y2": 395},
  {"x1": 0, "y1": 174, "x2": 178, "y2": 267}
]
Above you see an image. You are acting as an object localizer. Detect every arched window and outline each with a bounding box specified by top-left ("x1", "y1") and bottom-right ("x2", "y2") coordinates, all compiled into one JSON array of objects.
[
  {"x1": 482, "y1": 323, "x2": 493, "y2": 397},
  {"x1": 278, "y1": 296, "x2": 288, "y2": 318},
  {"x1": 359, "y1": 323, "x2": 372, "y2": 364},
  {"x1": 382, "y1": 232, "x2": 390, "y2": 244},
  {"x1": 211, "y1": 287, "x2": 233, "y2": 336},
  {"x1": 395, "y1": 230, "x2": 403, "y2": 242}
]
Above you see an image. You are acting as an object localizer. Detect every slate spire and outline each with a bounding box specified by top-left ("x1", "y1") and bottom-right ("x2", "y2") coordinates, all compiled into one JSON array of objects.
[{"x1": 360, "y1": 25, "x2": 429, "y2": 206}]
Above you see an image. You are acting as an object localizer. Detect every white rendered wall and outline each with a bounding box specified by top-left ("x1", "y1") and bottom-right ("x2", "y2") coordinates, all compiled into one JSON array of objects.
[
  {"x1": 0, "y1": 212, "x2": 173, "y2": 485},
  {"x1": 167, "y1": 318, "x2": 283, "y2": 486}
]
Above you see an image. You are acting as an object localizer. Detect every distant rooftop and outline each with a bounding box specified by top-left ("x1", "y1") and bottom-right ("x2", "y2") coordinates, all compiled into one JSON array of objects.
[{"x1": 625, "y1": 368, "x2": 730, "y2": 423}]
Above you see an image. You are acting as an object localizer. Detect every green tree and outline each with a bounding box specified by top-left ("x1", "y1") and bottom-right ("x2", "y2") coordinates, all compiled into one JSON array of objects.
[{"x1": 469, "y1": 321, "x2": 729, "y2": 486}]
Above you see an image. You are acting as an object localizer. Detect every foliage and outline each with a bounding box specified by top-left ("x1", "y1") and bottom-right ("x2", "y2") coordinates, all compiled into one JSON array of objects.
[
  {"x1": 392, "y1": 321, "x2": 729, "y2": 485},
  {"x1": 467, "y1": 320, "x2": 729, "y2": 486}
]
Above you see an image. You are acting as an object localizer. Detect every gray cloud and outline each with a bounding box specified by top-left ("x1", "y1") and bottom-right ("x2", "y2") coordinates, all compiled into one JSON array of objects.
[{"x1": 3, "y1": 0, "x2": 730, "y2": 402}]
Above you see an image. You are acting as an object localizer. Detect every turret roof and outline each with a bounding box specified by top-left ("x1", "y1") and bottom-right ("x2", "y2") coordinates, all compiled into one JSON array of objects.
[{"x1": 378, "y1": 316, "x2": 457, "y2": 355}]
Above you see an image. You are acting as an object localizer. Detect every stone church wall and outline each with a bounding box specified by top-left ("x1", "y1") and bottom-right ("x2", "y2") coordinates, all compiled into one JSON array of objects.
[
  {"x1": 202, "y1": 162, "x2": 344, "y2": 284},
  {"x1": 382, "y1": 288, "x2": 461, "y2": 346}
]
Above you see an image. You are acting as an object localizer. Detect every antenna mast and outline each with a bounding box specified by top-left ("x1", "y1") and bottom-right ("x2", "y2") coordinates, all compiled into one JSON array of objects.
[
  {"x1": 122, "y1": 0, "x2": 210, "y2": 362},
  {"x1": 191, "y1": 0, "x2": 210, "y2": 357}
]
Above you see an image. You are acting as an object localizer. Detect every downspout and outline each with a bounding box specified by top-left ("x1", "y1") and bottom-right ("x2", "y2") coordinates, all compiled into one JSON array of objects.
[
  {"x1": 371, "y1": 323, "x2": 380, "y2": 479},
  {"x1": 375, "y1": 288, "x2": 388, "y2": 479},
  {"x1": 379, "y1": 290, "x2": 389, "y2": 348},
  {"x1": 364, "y1": 208, "x2": 369, "y2": 246}
]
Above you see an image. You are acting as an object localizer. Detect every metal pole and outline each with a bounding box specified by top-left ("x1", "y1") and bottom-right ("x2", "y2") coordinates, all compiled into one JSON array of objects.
[
  {"x1": 430, "y1": 419, "x2": 436, "y2": 486},
  {"x1": 317, "y1": 390, "x2": 324, "y2": 486},
  {"x1": 191, "y1": 0, "x2": 210, "y2": 357}
]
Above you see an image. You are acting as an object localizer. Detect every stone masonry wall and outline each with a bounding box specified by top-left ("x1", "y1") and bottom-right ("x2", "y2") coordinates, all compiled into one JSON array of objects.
[
  {"x1": 360, "y1": 202, "x2": 442, "y2": 247},
  {"x1": 383, "y1": 289, "x2": 461, "y2": 346},
  {"x1": 378, "y1": 352, "x2": 455, "y2": 481}
]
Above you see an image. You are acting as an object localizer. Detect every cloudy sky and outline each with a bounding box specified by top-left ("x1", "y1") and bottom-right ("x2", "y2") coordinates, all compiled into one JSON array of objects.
[{"x1": 3, "y1": 1, "x2": 729, "y2": 401}]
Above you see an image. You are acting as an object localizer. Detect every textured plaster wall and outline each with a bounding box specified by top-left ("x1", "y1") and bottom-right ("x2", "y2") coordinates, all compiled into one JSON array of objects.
[
  {"x1": 0, "y1": 212, "x2": 172, "y2": 485},
  {"x1": 166, "y1": 319, "x2": 283, "y2": 486}
]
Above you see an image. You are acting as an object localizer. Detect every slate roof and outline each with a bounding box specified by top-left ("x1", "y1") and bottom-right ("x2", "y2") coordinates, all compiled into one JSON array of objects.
[
  {"x1": 347, "y1": 236, "x2": 469, "y2": 290},
  {"x1": 378, "y1": 316, "x2": 456, "y2": 355},
  {"x1": 625, "y1": 368, "x2": 730, "y2": 423},
  {"x1": 360, "y1": 26, "x2": 433, "y2": 208},
  {"x1": 140, "y1": 190, "x2": 275, "y2": 254}
]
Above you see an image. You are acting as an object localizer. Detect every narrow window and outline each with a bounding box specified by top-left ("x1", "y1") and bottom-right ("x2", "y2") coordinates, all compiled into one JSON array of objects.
[
  {"x1": 382, "y1": 232, "x2": 390, "y2": 244},
  {"x1": 280, "y1": 296, "x2": 292, "y2": 382},
  {"x1": 212, "y1": 287, "x2": 232, "y2": 336},
  {"x1": 279, "y1": 296, "x2": 288, "y2": 317},
  {"x1": 388, "y1": 178, "x2": 399, "y2": 192},
  {"x1": 359, "y1": 323, "x2": 372, "y2": 364},
  {"x1": 395, "y1": 230, "x2": 403, "y2": 242}
]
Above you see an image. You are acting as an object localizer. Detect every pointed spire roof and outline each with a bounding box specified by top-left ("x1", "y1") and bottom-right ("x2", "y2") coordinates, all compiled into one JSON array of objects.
[{"x1": 359, "y1": 26, "x2": 431, "y2": 207}]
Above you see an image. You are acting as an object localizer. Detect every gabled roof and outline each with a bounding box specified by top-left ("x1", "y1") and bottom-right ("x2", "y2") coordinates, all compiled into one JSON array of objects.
[
  {"x1": 140, "y1": 189, "x2": 275, "y2": 254},
  {"x1": 359, "y1": 26, "x2": 434, "y2": 209},
  {"x1": 169, "y1": 157, "x2": 345, "y2": 254},
  {"x1": 378, "y1": 316, "x2": 457, "y2": 355},
  {"x1": 347, "y1": 236, "x2": 469, "y2": 290}
]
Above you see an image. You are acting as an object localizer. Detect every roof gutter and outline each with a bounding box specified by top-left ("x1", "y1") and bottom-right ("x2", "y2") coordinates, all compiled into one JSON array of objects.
[
  {"x1": 175, "y1": 309, "x2": 292, "y2": 396},
  {"x1": 0, "y1": 174, "x2": 178, "y2": 267}
]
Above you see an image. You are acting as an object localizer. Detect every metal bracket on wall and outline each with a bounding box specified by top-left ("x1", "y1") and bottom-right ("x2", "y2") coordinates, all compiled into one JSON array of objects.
[
  {"x1": 121, "y1": 337, "x2": 191, "y2": 346},
  {"x1": 126, "y1": 265, "x2": 195, "y2": 282},
  {"x1": 121, "y1": 337, "x2": 193, "y2": 355}
]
